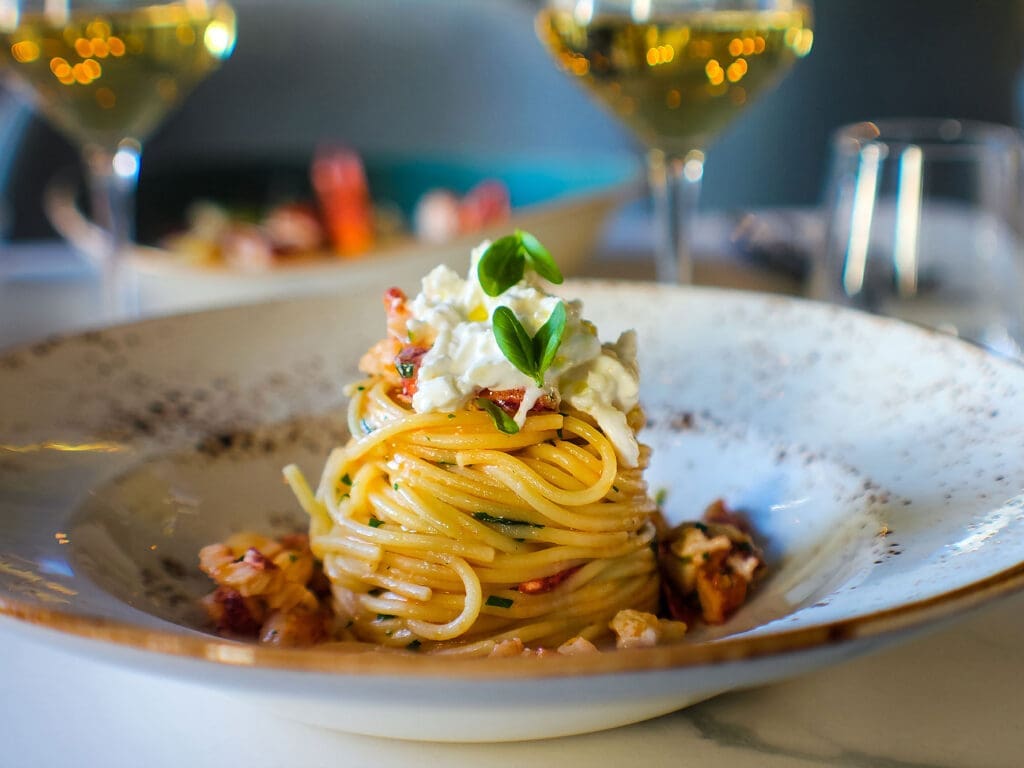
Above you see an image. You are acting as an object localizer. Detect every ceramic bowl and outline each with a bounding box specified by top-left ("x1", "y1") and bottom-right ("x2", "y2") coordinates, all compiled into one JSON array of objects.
[{"x1": 1, "y1": 282, "x2": 1023, "y2": 741}]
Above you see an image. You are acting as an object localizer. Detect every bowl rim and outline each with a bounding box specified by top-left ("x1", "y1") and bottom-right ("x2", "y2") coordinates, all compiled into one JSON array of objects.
[{"x1": 2, "y1": 558, "x2": 1022, "y2": 679}]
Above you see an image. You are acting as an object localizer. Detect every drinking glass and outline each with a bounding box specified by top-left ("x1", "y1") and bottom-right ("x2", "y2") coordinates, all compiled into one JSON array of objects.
[
  {"x1": 0, "y1": 0, "x2": 236, "y2": 320},
  {"x1": 537, "y1": 0, "x2": 813, "y2": 283},
  {"x1": 815, "y1": 119, "x2": 1024, "y2": 358}
]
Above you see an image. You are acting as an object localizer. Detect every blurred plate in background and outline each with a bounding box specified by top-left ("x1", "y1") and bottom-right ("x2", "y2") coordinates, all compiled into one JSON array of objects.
[{"x1": 47, "y1": 152, "x2": 640, "y2": 315}]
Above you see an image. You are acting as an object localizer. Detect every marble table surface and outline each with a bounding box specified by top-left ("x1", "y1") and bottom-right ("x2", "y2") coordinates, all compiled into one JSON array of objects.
[{"x1": 2, "y1": 242, "x2": 1023, "y2": 768}]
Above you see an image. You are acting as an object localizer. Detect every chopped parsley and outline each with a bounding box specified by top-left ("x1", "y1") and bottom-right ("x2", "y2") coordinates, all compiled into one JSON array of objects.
[
  {"x1": 396, "y1": 361, "x2": 416, "y2": 379},
  {"x1": 486, "y1": 595, "x2": 514, "y2": 609},
  {"x1": 341, "y1": 473, "x2": 352, "y2": 486},
  {"x1": 368, "y1": 517, "x2": 384, "y2": 528},
  {"x1": 473, "y1": 511, "x2": 544, "y2": 528},
  {"x1": 406, "y1": 639, "x2": 422, "y2": 651}
]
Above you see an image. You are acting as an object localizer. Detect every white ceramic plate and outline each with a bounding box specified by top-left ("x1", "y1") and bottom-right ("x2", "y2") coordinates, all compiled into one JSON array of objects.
[{"x1": 1, "y1": 283, "x2": 1023, "y2": 742}]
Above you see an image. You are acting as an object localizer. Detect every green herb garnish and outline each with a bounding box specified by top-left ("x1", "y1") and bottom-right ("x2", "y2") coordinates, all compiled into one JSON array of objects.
[
  {"x1": 477, "y1": 230, "x2": 563, "y2": 297},
  {"x1": 341, "y1": 473, "x2": 352, "y2": 486},
  {"x1": 473, "y1": 512, "x2": 544, "y2": 529},
  {"x1": 486, "y1": 595, "x2": 514, "y2": 609},
  {"x1": 396, "y1": 361, "x2": 416, "y2": 379},
  {"x1": 492, "y1": 301, "x2": 566, "y2": 388},
  {"x1": 368, "y1": 517, "x2": 384, "y2": 528},
  {"x1": 376, "y1": 613, "x2": 396, "y2": 621},
  {"x1": 654, "y1": 488, "x2": 668, "y2": 507},
  {"x1": 476, "y1": 397, "x2": 519, "y2": 435},
  {"x1": 406, "y1": 639, "x2": 422, "y2": 651}
]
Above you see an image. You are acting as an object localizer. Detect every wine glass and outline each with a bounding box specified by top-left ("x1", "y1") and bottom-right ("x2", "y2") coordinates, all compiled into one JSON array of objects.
[
  {"x1": 537, "y1": 0, "x2": 812, "y2": 283},
  {"x1": 0, "y1": 0, "x2": 236, "y2": 320},
  {"x1": 816, "y1": 118, "x2": 1024, "y2": 358}
]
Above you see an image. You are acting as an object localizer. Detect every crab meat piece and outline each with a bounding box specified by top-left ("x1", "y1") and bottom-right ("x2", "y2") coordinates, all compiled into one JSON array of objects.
[
  {"x1": 609, "y1": 609, "x2": 687, "y2": 649},
  {"x1": 557, "y1": 636, "x2": 599, "y2": 655}
]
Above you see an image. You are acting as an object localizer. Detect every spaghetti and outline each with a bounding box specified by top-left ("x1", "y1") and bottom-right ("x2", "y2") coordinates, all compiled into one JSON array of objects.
[
  {"x1": 282, "y1": 237, "x2": 663, "y2": 654},
  {"x1": 286, "y1": 380, "x2": 658, "y2": 654}
]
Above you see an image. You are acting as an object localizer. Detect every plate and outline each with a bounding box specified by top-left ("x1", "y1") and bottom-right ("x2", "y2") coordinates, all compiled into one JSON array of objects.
[
  {"x1": 45, "y1": 153, "x2": 638, "y2": 315},
  {"x1": 1, "y1": 283, "x2": 1023, "y2": 742}
]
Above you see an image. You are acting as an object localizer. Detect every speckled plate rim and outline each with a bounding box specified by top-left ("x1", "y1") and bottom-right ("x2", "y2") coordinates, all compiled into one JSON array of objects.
[
  {"x1": 3, "y1": 284, "x2": 1024, "y2": 679},
  {"x1": 2, "y1": 549, "x2": 1024, "y2": 679}
]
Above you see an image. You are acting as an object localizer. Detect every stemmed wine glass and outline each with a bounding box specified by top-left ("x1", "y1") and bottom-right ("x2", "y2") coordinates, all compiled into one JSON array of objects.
[
  {"x1": 538, "y1": 0, "x2": 812, "y2": 283},
  {"x1": 0, "y1": 0, "x2": 236, "y2": 319}
]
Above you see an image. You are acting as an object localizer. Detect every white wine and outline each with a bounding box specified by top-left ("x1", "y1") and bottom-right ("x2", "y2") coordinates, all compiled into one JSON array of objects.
[
  {"x1": 1, "y1": 2, "x2": 236, "y2": 149},
  {"x1": 538, "y1": 8, "x2": 812, "y2": 156}
]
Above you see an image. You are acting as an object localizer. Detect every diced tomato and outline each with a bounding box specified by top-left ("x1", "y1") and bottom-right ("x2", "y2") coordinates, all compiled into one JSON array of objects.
[
  {"x1": 517, "y1": 565, "x2": 582, "y2": 595},
  {"x1": 476, "y1": 388, "x2": 558, "y2": 416}
]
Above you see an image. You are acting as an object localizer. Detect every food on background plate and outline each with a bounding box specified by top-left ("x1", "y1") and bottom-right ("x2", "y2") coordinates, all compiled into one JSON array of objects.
[
  {"x1": 199, "y1": 232, "x2": 764, "y2": 653},
  {"x1": 163, "y1": 146, "x2": 511, "y2": 270}
]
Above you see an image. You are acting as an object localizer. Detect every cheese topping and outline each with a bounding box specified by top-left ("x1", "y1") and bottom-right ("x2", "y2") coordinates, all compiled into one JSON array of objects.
[{"x1": 407, "y1": 242, "x2": 641, "y2": 467}]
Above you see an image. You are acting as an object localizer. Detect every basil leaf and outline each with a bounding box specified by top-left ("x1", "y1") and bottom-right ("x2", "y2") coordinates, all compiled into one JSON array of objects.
[
  {"x1": 532, "y1": 301, "x2": 566, "y2": 380},
  {"x1": 492, "y1": 306, "x2": 539, "y2": 383},
  {"x1": 477, "y1": 235, "x2": 524, "y2": 297},
  {"x1": 475, "y1": 397, "x2": 519, "y2": 434},
  {"x1": 517, "y1": 229, "x2": 563, "y2": 285}
]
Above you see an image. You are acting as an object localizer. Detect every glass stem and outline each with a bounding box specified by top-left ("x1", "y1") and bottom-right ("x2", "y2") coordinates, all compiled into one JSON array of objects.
[
  {"x1": 647, "y1": 147, "x2": 704, "y2": 284},
  {"x1": 81, "y1": 139, "x2": 141, "y2": 320}
]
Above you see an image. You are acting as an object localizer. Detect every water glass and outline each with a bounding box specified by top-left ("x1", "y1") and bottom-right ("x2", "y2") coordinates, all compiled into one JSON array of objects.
[{"x1": 815, "y1": 119, "x2": 1024, "y2": 357}]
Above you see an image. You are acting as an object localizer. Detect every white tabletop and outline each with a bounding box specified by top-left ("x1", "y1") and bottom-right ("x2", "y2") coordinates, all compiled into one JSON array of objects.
[{"x1": 2, "y1": 243, "x2": 1023, "y2": 768}]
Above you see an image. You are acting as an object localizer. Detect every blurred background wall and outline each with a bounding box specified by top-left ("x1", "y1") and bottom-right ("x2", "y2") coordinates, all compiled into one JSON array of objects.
[{"x1": 2, "y1": 0, "x2": 1024, "y2": 239}]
